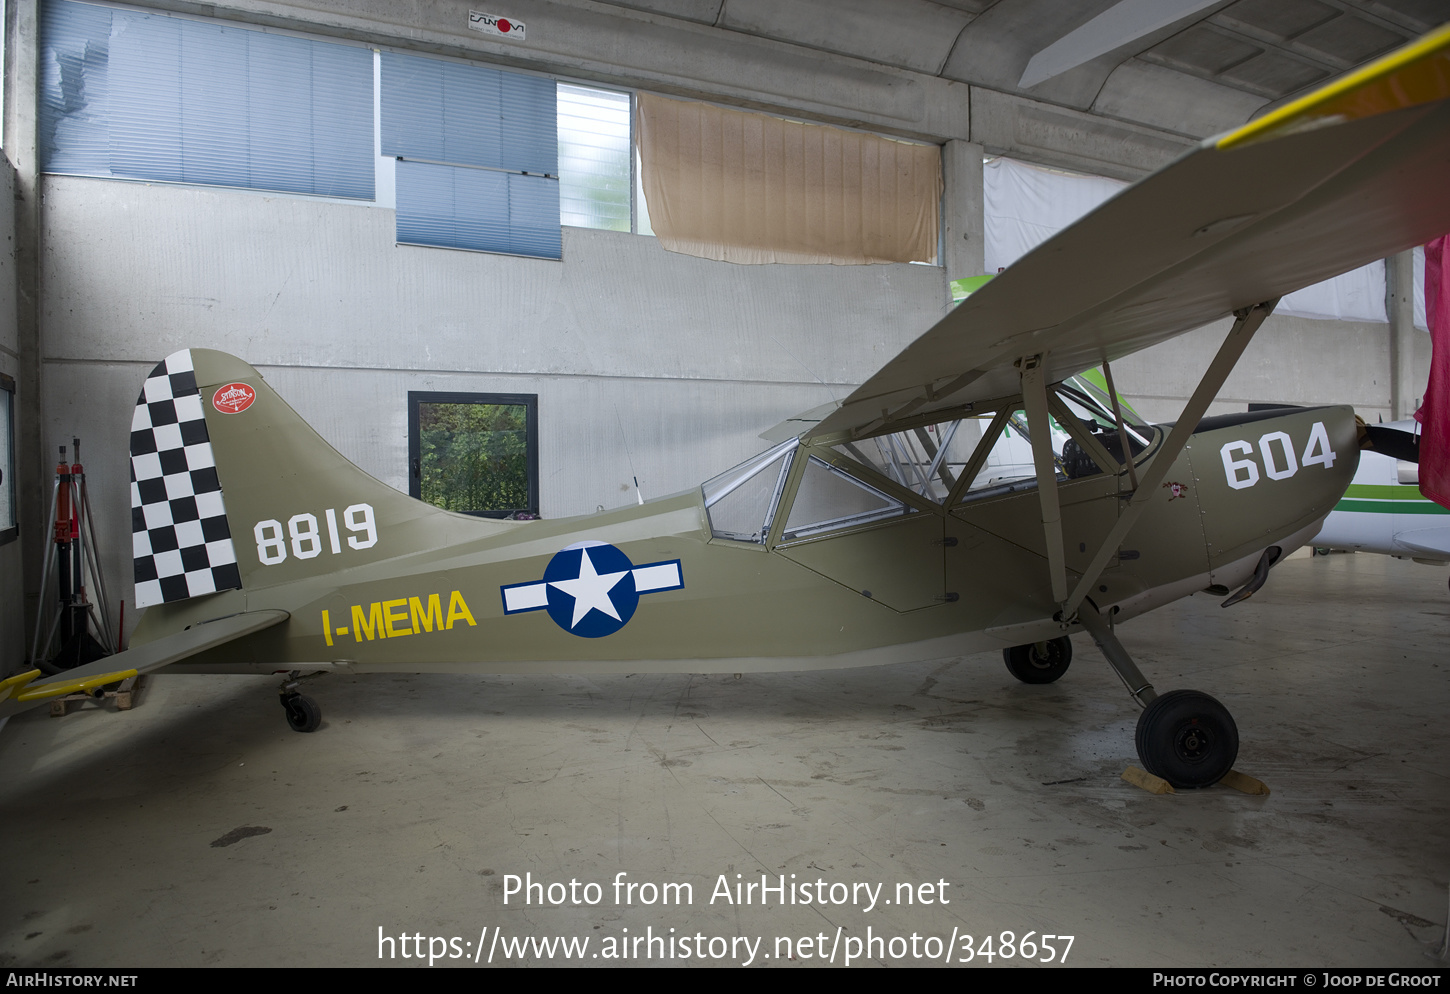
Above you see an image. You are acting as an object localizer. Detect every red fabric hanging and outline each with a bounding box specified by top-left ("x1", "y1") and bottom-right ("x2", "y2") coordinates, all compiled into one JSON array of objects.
[{"x1": 1415, "y1": 235, "x2": 1450, "y2": 509}]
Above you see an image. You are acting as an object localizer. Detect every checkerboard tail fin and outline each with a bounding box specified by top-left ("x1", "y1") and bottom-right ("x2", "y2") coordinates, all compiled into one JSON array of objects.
[
  {"x1": 130, "y1": 349, "x2": 476, "y2": 612},
  {"x1": 130, "y1": 349, "x2": 242, "y2": 608}
]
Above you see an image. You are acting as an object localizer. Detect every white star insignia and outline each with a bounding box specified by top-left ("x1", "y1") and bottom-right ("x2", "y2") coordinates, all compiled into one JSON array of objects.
[{"x1": 548, "y1": 547, "x2": 630, "y2": 628}]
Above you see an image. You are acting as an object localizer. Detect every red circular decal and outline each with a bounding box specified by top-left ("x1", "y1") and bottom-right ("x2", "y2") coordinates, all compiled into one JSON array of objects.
[
  {"x1": 498, "y1": 18, "x2": 512, "y2": 31},
  {"x1": 212, "y1": 382, "x2": 256, "y2": 415}
]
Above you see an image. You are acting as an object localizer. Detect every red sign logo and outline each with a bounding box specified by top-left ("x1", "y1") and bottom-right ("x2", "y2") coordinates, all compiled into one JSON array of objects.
[{"x1": 213, "y1": 382, "x2": 256, "y2": 415}]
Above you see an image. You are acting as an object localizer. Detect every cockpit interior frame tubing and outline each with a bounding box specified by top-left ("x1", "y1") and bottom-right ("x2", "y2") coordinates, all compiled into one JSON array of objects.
[{"x1": 1045, "y1": 391, "x2": 1124, "y2": 478}]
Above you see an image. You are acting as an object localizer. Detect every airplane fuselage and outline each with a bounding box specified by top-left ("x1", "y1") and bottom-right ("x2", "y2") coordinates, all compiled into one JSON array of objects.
[{"x1": 139, "y1": 389, "x2": 1357, "y2": 676}]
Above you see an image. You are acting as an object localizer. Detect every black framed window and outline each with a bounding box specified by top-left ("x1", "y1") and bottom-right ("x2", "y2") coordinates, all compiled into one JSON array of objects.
[
  {"x1": 0, "y1": 373, "x2": 15, "y2": 544},
  {"x1": 408, "y1": 392, "x2": 538, "y2": 518}
]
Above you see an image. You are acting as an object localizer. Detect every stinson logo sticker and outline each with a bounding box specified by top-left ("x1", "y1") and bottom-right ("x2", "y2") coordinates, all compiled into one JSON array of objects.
[
  {"x1": 501, "y1": 541, "x2": 683, "y2": 638},
  {"x1": 212, "y1": 383, "x2": 256, "y2": 415},
  {"x1": 469, "y1": 11, "x2": 525, "y2": 39}
]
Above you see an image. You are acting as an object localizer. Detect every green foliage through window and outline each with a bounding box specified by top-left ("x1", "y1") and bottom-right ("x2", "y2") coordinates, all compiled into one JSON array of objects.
[{"x1": 411, "y1": 395, "x2": 538, "y2": 517}]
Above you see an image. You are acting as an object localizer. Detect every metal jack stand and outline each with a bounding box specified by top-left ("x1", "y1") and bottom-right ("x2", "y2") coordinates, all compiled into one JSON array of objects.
[{"x1": 29, "y1": 438, "x2": 119, "y2": 675}]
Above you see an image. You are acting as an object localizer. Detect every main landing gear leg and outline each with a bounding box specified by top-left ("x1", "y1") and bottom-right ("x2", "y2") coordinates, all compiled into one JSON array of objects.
[
  {"x1": 1076, "y1": 605, "x2": 1238, "y2": 789},
  {"x1": 278, "y1": 671, "x2": 322, "y2": 733}
]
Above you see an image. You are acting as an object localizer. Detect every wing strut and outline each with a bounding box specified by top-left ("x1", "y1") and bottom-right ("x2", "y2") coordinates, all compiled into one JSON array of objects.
[
  {"x1": 1100, "y1": 360, "x2": 1140, "y2": 492},
  {"x1": 1062, "y1": 299, "x2": 1280, "y2": 618},
  {"x1": 1019, "y1": 354, "x2": 1069, "y2": 605}
]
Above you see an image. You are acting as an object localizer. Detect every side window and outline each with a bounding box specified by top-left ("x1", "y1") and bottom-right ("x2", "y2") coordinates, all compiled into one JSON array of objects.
[
  {"x1": 833, "y1": 420, "x2": 981, "y2": 503},
  {"x1": 781, "y1": 456, "x2": 907, "y2": 542},
  {"x1": 961, "y1": 411, "x2": 1042, "y2": 499},
  {"x1": 701, "y1": 439, "x2": 796, "y2": 544},
  {"x1": 955, "y1": 404, "x2": 1154, "y2": 504},
  {"x1": 0, "y1": 374, "x2": 14, "y2": 544},
  {"x1": 408, "y1": 392, "x2": 538, "y2": 518}
]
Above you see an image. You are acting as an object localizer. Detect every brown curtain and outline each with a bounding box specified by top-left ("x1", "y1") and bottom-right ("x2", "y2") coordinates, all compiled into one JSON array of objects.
[{"x1": 636, "y1": 93, "x2": 941, "y2": 266}]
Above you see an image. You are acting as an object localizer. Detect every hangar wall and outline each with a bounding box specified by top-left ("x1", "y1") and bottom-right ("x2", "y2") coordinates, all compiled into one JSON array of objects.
[
  {"x1": 0, "y1": 159, "x2": 21, "y2": 665},
  {"x1": 1112, "y1": 314, "x2": 1429, "y2": 427}
]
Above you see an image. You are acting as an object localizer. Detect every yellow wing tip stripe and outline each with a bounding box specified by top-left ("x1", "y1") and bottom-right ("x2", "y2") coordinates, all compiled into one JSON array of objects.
[
  {"x1": 11, "y1": 669, "x2": 139, "y2": 703},
  {"x1": 0, "y1": 669, "x2": 43, "y2": 703},
  {"x1": 1218, "y1": 22, "x2": 1450, "y2": 150}
]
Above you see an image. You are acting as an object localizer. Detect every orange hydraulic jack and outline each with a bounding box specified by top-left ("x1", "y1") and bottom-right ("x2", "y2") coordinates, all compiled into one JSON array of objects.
[{"x1": 29, "y1": 437, "x2": 118, "y2": 673}]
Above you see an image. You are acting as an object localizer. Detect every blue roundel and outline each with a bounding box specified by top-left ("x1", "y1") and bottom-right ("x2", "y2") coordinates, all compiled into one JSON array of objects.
[{"x1": 543, "y1": 542, "x2": 639, "y2": 638}]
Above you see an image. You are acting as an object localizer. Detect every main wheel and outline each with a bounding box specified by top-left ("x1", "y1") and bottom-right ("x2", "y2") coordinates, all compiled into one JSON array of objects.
[
  {"x1": 1134, "y1": 690, "x2": 1238, "y2": 788},
  {"x1": 1003, "y1": 637, "x2": 1072, "y2": 684},
  {"x1": 283, "y1": 693, "x2": 322, "y2": 733}
]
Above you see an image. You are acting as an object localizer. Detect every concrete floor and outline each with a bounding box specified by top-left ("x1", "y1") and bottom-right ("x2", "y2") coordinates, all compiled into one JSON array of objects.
[{"x1": 1, "y1": 550, "x2": 1447, "y2": 968}]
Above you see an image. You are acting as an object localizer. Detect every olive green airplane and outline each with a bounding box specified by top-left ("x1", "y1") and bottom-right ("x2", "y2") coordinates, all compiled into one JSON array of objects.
[{"x1": 5, "y1": 26, "x2": 1450, "y2": 790}]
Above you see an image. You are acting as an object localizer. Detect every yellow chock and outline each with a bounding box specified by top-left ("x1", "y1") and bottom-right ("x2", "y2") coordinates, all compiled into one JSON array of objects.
[
  {"x1": 1218, "y1": 769, "x2": 1270, "y2": 796},
  {"x1": 1121, "y1": 766, "x2": 1174, "y2": 794}
]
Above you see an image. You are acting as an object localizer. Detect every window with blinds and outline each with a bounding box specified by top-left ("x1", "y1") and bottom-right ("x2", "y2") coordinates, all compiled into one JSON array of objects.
[
  {"x1": 39, "y1": 2, "x2": 665, "y2": 255},
  {"x1": 40, "y1": 0, "x2": 374, "y2": 200},
  {"x1": 381, "y1": 50, "x2": 560, "y2": 259}
]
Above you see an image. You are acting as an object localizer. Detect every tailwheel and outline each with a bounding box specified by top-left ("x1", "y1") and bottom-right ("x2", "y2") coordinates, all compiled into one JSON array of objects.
[
  {"x1": 1134, "y1": 690, "x2": 1238, "y2": 788},
  {"x1": 282, "y1": 693, "x2": 322, "y2": 733},
  {"x1": 1003, "y1": 636, "x2": 1072, "y2": 684}
]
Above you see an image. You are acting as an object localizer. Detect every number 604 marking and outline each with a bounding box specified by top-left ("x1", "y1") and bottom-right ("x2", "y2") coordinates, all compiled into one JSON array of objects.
[
  {"x1": 254, "y1": 503, "x2": 377, "y2": 565},
  {"x1": 1220, "y1": 421, "x2": 1336, "y2": 490}
]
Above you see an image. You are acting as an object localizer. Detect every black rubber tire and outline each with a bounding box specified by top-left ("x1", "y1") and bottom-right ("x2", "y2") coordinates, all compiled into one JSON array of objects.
[
  {"x1": 1003, "y1": 636, "x2": 1072, "y2": 684},
  {"x1": 283, "y1": 694, "x2": 322, "y2": 733},
  {"x1": 1134, "y1": 690, "x2": 1238, "y2": 789}
]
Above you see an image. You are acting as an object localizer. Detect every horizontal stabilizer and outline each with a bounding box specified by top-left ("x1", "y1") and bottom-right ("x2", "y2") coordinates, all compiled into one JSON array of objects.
[
  {"x1": 1394, "y1": 528, "x2": 1450, "y2": 559},
  {"x1": 0, "y1": 610, "x2": 289, "y2": 719}
]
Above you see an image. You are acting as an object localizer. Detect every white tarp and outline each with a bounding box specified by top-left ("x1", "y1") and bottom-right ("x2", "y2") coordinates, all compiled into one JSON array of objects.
[
  {"x1": 983, "y1": 156, "x2": 1125, "y2": 274},
  {"x1": 983, "y1": 156, "x2": 1390, "y2": 324},
  {"x1": 1415, "y1": 245, "x2": 1427, "y2": 330}
]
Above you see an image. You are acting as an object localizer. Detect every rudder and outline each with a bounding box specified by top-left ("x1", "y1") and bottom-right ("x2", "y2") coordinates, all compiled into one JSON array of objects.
[{"x1": 130, "y1": 349, "x2": 487, "y2": 609}]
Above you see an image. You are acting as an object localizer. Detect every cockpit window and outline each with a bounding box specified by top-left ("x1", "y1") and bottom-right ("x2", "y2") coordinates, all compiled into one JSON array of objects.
[
  {"x1": 956, "y1": 396, "x2": 1156, "y2": 504},
  {"x1": 781, "y1": 456, "x2": 908, "y2": 542},
  {"x1": 832, "y1": 419, "x2": 981, "y2": 503},
  {"x1": 958, "y1": 410, "x2": 1046, "y2": 499},
  {"x1": 701, "y1": 439, "x2": 796, "y2": 543}
]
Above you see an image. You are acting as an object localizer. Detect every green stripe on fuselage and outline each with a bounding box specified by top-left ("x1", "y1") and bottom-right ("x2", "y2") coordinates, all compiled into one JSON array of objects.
[
  {"x1": 1343, "y1": 483, "x2": 1432, "y2": 500},
  {"x1": 1335, "y1": 483, "x2": 1449, "y2": 514},
  {"x1": 1334, "y1": 497, "x2": 1450, "y2": 514}
]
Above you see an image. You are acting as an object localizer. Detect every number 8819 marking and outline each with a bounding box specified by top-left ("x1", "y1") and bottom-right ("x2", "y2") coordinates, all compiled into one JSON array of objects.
[
  {"x1": 254, "y1": 503, "x2": 377, "y2": 565},
  {"x1": 1219, "y1": 421, "x2": 1336, "y2": 490}
]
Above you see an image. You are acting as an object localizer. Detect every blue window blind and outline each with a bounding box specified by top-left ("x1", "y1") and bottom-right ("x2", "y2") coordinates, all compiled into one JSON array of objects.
[
  {"x1": 41, "y1": 0, "x2": 374, "y2": 200},
  {"x1": 381, "y1": 51, "x2": 560, "y2": 259}
]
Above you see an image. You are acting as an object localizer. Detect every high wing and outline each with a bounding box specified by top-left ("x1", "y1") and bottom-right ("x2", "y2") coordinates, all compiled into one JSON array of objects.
[
  {"x1": 0, "y1": 610, "x2": 289, "y2": 720},
  {"x1": 807, "y1": 25, "x2": 1450, "y2": 442}
]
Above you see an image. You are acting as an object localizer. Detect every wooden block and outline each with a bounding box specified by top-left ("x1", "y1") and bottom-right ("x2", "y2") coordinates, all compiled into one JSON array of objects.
[
  {"x1": 1121, "y1": 765, "x2": 1175, "y2": 794},
  {"x1": 113, "y1": 674, "x2": 141, "y2": 710},
  {"x1": 49, "y1": 695, "x2": 84, "y2": 717},
  {"x1": 46, "y1": 675, "x2": 147, "y2": 717},
  {"x1": 1218, "y1": 769, "x2": 1270, "y2": 795}
]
